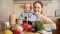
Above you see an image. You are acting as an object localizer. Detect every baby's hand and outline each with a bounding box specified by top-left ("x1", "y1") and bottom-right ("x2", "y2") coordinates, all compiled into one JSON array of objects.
[{"x1": 24, "y1": 17, "x2": 29, "y2": 21}]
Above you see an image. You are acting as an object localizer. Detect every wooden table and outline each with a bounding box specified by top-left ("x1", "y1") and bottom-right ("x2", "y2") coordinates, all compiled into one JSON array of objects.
[
  {"x1": 23, "y1": 30, "x2": 52, "y2": 34},
  {"x1": 24, "y1": 31, "x2": 42, "y2": 34}
]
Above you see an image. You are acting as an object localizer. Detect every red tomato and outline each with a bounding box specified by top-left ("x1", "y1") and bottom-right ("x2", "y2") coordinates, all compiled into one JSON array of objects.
[
  {"x1": 14, "y1": 28, "x2": 21, "y2": 34},
  {"x1": 22, "y1": 23, "x2": 31, "y2": 32}
]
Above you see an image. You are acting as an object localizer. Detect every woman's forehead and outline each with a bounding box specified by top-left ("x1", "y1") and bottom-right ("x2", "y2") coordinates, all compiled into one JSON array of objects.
[{"x1": 34, "y1": 3, "x2": 41, "y2": 7}]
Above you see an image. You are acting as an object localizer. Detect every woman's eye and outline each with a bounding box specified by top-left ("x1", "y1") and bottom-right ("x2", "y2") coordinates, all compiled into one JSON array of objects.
[{"x1": 38, "y1": 7, "x2": 40, "y2": 9}]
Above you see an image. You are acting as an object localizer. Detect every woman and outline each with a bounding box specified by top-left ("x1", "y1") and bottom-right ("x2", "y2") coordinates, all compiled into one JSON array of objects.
[{"x1": 33, "y1": 1, "x2": 56, "y2": 31}]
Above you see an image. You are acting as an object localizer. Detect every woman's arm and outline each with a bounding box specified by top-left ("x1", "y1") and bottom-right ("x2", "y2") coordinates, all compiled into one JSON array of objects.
[{"x1": 41, "y1": 15, "x2": 56, "y2": 30}]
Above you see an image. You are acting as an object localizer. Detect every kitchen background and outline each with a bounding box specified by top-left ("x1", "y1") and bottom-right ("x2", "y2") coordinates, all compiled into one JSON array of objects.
[
  {"x1": 0, "y1": 0, "x2": 60, "y2": 21},
  {"x1": 0, "y1": 0, "x2": 60, "y2": 34}
]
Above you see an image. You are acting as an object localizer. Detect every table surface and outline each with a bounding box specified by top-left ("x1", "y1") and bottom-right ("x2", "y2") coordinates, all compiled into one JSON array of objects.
[
  {"x1": 0, "y1": 31, "x2": 52, "y2": 34},
  {"x1": 23, "y1": 31, "x2": 52, "y2": 34}
]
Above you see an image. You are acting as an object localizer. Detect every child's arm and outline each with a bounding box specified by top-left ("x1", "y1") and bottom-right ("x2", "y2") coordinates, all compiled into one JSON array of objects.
[
  {"x1": 28, "y1": 13, "x2": 36, "y2": 21},
  {"x1": 19, "y1": 13, "x2": 24, "y2": 20}
]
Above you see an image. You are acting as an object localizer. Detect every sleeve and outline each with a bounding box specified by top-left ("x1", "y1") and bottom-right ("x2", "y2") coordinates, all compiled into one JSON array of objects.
[
  {"x1": 28, "y1": 13, "x2": 36, "y2": 21},
  {"x1": 41, "y1": 15, "x2": 56, "y2": 30},
  {"x1": 19, "y1": 13, "x2": 24, "y2": 20}
]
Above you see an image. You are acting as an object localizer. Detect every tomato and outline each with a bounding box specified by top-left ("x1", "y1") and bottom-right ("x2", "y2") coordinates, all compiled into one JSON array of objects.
[
  {"x1": 22, "y1": 23, "x2": 31, "y2": 32},
  {"x1": 14, "y1": 28, "x2": 21, "y2": 34}
]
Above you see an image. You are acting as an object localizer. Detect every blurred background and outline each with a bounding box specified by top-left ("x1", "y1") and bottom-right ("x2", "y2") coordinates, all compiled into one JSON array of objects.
[
  {"x1": 0, "y1": 0, "x2": 60, "y2": 34},
  {"x1": 0, "y1": 0, "x2": 60, "y2": 21}
]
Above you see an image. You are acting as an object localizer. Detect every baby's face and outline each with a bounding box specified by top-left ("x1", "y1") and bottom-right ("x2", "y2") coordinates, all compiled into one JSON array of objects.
[{"x1": 24, "y1": 4, "x2": 31, "y2": 13}]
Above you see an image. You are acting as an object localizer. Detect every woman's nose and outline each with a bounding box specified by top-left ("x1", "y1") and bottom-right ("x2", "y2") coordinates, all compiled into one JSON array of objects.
[{"x1": 35, "y1": 7, "x2": 38, "y2": 10}]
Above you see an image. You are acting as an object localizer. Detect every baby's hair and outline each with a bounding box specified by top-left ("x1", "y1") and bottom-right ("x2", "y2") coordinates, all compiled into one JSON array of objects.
[{"x1": 23, "y1": 3, "x2": 32, "y2": 10}]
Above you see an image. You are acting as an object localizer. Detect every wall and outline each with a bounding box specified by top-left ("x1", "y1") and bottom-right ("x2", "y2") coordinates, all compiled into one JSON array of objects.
[
  {"x1": 57, "y1": 0, "x2": 60, "y2": 10},
  {"x1": 0, "y1": 0, "x2": 13, "y2": 21}
]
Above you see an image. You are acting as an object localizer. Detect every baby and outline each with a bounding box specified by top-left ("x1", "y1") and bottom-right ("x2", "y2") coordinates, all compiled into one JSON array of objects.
[
  {"x1": 19, "y1": 3, "x2": 36, "y2": 25},
  {"x1": 19, "y1": 3, "x2": 36, "y2": 21}
]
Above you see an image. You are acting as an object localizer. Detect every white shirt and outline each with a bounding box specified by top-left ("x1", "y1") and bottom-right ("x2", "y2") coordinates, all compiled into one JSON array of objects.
[{"x1": 36, "y1": 14, "x2": 56, "y2": 30}]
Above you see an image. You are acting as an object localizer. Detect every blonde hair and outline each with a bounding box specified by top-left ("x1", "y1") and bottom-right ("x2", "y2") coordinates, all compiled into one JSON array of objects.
[{"x1": 23, "y1": 3, "x2": 32, "y2": 10}]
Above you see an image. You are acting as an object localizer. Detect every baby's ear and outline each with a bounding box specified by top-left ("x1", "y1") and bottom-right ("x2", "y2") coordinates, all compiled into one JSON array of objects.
[{"x1": 30, "y1": 4, "x2": 32, "y2": 10}]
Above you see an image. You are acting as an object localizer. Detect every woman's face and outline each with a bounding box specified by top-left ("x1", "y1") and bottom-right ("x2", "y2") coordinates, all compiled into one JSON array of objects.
[{"x1": 33, "y1": 3, "x2": 42, "y2": 14}]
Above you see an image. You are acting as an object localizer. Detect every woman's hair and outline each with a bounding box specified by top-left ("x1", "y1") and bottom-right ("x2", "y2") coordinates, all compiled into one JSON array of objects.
[{"x1": 33, "y1": 1, "x2": 43, "y2": 8}]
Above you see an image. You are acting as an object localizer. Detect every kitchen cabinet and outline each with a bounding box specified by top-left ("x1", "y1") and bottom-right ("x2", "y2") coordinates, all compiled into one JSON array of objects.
[{"x1": 57, "y1": 18, "x2": 60, "y2": 34}]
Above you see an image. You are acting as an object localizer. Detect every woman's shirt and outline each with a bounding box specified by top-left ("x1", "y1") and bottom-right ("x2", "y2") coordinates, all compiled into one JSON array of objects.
[{"x1": 35, "y1": 14, "x2": 56, "y2": 30}]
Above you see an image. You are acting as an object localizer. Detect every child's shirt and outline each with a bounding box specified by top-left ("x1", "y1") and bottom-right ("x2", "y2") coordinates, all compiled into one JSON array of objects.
[{"x1": 19, "y1": 11, "x2": 36, "y2": 21}]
